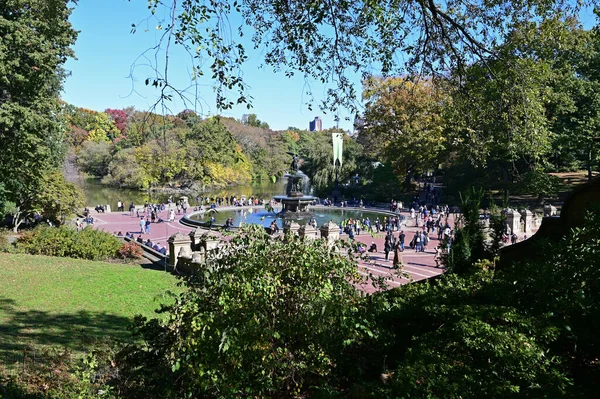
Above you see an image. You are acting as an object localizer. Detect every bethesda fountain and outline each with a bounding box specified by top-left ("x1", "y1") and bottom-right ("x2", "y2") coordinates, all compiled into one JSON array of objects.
[{"x1": 272, "y1": 152, "x2": 317, "y2": 217}]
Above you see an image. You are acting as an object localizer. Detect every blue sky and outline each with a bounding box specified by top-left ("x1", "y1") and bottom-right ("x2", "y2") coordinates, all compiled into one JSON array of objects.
[{"x1": 61, "y1": 0, "x2": 358, "y2": 131}]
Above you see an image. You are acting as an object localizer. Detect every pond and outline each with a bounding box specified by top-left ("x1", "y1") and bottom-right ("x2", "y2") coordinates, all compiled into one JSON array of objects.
[
  {"x1": 79, "y1": 178, "x2": 286, "y2": 211},
  {"x1": 188, "y1": 206, "x2": 401, "y2": 229}
]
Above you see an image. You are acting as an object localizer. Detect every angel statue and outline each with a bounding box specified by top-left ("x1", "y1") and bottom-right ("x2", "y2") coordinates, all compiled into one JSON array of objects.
[{"x1": 287, "y1": 152, "x2": 299, "y2": 173}]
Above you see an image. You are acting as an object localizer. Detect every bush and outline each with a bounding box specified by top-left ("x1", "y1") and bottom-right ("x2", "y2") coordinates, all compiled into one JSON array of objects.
[
  {"x1": 0, "y1": 348, "x2": 118, "y2": 399},
  {"x1": 117, "y1": 225, "x2": 375, "y2": 398},
  {"x1": 119, "y1": 242, "x2": 144, "y2": 259},
  {"x1": 16, "y1": 225, "x2": 122, "y2": 261},
  {"x1": 0, "y1": 228, "x2": 12, "y2": 252}
]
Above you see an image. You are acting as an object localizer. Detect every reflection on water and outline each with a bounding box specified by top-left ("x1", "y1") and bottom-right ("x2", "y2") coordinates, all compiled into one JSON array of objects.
[
  {"x1": 79, "y1": 178, "x2": 285, "y2": 211},
  {"x1": 191, "y1": 207, "x2": 396, "y2": 229}
]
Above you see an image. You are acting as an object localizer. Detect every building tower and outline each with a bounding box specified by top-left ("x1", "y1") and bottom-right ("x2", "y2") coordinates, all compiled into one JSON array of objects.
[{"x1": 309, "y1": 116, "x2": 323, "y2": 132}]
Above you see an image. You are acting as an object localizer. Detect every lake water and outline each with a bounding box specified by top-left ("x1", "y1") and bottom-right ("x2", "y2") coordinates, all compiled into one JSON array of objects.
[{"x1": 79, "y1": 178, "x2": 286, "y2": 210}]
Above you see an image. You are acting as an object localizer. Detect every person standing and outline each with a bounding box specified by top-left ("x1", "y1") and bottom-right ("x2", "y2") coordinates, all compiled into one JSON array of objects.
[
  {"x1": 139, "y1": 217, "x2": 145, "y2": 234},
  {"x1": 384, "y1": 234, "x2": 392, "y2": 261},
  {"x1": 434, "y1": 245, "x2": 442, "y2": 267},
  {"x1": 399, "y1": 231, "x2": 405, "y2": 252},
  {"x1": 392, "y1": 240, "x2": 402, "y2": 269}
]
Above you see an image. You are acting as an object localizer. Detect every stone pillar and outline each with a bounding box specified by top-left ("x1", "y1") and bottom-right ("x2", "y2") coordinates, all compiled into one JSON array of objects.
[
  {"x1": 298, "y1": 224, "x2": 319, "y2": 241},
  {"x1": 543, "y1": 204, "x2": 558, "y2": 217},
  {"x1": 284, "y1": 221, "x2": 301, "y2": 238},
  {"x1": 319, "y1": 220, "x2": 340, "y2": 246},
  {"x1": 520, "y1": 209, "x2": 534, "y2": 233},
  {"x1": 168, "y1": 232, "x2": 192, "y2": 270},
  {"x1": 105, "y1": 205, "x2": 112, "y2": 213},
  {"x1": 505, "y1": 209, "x2": 521, "y2": 235},
  {"x1": 200, "y1": 230, "x2": 221, "y2": 251}
]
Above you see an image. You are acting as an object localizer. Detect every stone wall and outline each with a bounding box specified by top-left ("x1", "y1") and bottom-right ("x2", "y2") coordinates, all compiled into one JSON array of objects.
[{"x1": 498, "y1": 176, "x2": 600, "y2": 268}]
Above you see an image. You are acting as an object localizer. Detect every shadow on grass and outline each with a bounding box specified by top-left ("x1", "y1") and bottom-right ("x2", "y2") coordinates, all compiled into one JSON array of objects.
[{"x1": 0, "y1": 297, "x2": 135, "y2": 362}]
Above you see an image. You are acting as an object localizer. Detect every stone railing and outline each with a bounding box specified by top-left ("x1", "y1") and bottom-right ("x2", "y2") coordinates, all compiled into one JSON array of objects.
[{"x1": 168, "y1": 221, "x2": 343, "y2": 275}]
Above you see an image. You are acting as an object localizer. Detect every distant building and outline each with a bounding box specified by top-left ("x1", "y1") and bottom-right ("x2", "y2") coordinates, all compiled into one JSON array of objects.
[
  {"x1": 353, "y1": 115, "x2": 365, "y2": 137},
  {"x1": 309, "y1": 116, "x2": 323, "y2": 132}
]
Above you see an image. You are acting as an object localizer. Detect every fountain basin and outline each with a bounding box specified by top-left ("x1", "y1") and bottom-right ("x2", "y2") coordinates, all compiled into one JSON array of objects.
[{"x1": 183, "y1": 206, "x2": 404, "y2": 230}]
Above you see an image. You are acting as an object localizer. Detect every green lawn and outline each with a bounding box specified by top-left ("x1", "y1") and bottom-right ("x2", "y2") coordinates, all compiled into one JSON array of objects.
[{"x1": 0, "y1": 253, "x2": 180, "y2": 362}]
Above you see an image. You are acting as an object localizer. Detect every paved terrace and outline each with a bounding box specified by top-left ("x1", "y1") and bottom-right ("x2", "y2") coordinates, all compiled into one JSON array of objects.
[{"x1": 90, "y1": 206, "x2": 457, "y2": 294}]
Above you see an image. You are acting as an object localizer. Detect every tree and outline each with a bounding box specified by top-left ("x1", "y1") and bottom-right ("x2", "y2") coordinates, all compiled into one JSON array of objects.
[
  {"x1": 545, "y1": 25, "x2": 600, "y2": 180},
  {"x1": 118, "y1": 226, "x2": 377, "y2": 398},
  {"x1": 359, "y1": 76, "x2": 447, "y2": 186},
  {"x1": 138, "y1": 0, "x2": 584, "y2": 113},
  {"x1": 36, "y1": 171, "x2": 85, "y2": 225},
  {"x1": 105, "y1": 108, "x2": 131, "y2": 136},
  {"x1": 0, "y1": 0, "x2": 78, "y2": 231},
  {"x1": 242, "y1": 113, "x2": 269, "y2": 129},
  {"x1": 446, "y1": 45, "x2": 552, "y2": 195},
  {"x1": 77, "y1": 141, "x2": 113, "y2": 177},
  {"x1": 8, "y1": 171, "x2": 84, "y2": 231}
]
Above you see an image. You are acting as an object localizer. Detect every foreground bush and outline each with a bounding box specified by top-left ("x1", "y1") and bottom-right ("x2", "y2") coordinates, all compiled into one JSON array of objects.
[
  {"x1": 16, "y1": 225, "x2": 122, "y2": 261},
  {"x1": 0, "y1": 349, "x2": 117, "y2": 399},
  {"x1": 117, "y1": 225, "x2": 377, "y2": 398}
]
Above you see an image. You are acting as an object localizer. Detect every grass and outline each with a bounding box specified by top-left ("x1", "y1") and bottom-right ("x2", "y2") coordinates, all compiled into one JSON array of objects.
[{"x1": 0, "y1": 253, "x2": 180, "y2": 363}]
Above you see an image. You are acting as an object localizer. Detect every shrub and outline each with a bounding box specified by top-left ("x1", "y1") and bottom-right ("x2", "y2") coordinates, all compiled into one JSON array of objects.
[
  {"x1": 0, "y1": 228, "x2": 12, "y2": 252},
  {"x1": 0, "y1": 348, "x2": 118, "y2": 399},
  {"x1": 117, "y1": 225, "x2": 375, "y2": 398},
  {"x1": 16, "y1": 225, "x2": 122, "y2": 261},
  {"x1": 119, "y1": 242, "x2": 144, "y2": 259}
]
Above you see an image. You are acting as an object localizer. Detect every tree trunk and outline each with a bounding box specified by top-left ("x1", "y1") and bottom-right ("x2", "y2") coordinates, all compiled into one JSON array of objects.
[
  {"x1": 502, "y1": 164, "x2": 510, "y2": 200},
  {"x1": 536, "y1": 193, "x2": 545, "y2": 207},
  {"x1": 12, "y1": 207, "x2": 23, "y2": 233}
]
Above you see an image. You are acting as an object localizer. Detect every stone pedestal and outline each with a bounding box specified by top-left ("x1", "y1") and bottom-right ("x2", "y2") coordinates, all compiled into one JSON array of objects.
[
  {"x1": 298, "y1": 224, "x2": 319, "y2": 241},
  {"x1": 200, "y1": 230, "x2": 221, "y2": 251},
  {"x1": 284, "y1": 221, "x2": 301, "y2": 238},
  {"x1": 168, "y1": 232, "x2": 192, "y2": 270},
  {"x1": 544, "y1": 204, "x2": 558, "y2": 217},
  {"x1": 505, "y1": 209, "x2": 521, "y2": 235},
  {"x1": 520, "y1": 209, "x2": 534, "y2": 233},
  {"x1": 105, "y1": 205, "x2": 111, "y2": 213},
  {"x1": 319, "y1": 221, "x2": 340, "y2": 247}
]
